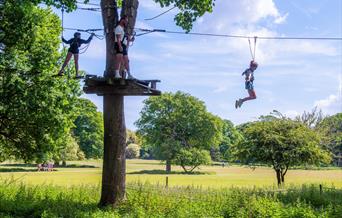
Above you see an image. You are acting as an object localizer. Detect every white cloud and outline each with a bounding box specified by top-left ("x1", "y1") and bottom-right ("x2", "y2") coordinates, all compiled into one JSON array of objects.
[
  {"x1": 274, "y1": 13, "x2": 289, "y2": 24},
  {"x1": 284, "y1": 110, "x2": 300, "y2": 118},
  {"x1": 139, "y1": 0, "x2": 160, "y2": 11},
  {"x1": 314, "y1": 94, "x2": 342, "y2": 115},
  {"x1": 82, "y1": 39, "x2": 106, "y2": 59},
  {"x1": 139, "y1": 0, "x2": 174, "y2": 12},
  {"x1": 130, "y1": 50, "x2": 155, "y2": 61},
  {"x1": 195, "y1": 0, "x2": 287, "y2": 33}
]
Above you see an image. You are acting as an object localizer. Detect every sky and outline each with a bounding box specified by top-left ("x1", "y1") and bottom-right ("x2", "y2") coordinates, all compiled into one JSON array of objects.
[{"x1": 56, "y1": 0, "x2": 342, "y2": 130}]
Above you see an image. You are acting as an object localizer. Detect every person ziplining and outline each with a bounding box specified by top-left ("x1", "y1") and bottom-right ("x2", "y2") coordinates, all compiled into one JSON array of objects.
[
  {"x1": 235, "y1": 60, "x2": 258, "y2": 108},
  {"x1": 56, "y1": 32, "x2": 94, "y2": 79},
  {"x1": 235, "y1": 37, "x2": 258, "y2": 109}
]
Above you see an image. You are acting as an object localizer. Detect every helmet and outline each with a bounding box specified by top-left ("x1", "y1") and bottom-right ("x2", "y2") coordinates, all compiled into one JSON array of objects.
[{"x1": 250, "y1": 60, "x2": 258, "y2": 68}]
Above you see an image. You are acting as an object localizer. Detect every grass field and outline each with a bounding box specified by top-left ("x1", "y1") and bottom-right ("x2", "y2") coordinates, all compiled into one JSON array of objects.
[{"x1": 0, "y1": 159, "x2": 341, "y2": 188}]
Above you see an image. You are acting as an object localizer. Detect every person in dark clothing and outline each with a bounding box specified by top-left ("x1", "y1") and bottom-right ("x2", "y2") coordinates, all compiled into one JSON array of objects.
[{"x1": 57, "y1": 32, "x2": 94, "y2": 78}]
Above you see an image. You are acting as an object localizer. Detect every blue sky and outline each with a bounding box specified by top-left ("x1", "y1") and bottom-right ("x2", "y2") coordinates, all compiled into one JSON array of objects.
[{"x1": 57, "y1": 0, "x2": 342, "y2": 130}]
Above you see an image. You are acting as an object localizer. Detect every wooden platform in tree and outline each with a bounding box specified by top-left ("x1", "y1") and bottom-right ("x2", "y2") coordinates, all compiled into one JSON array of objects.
[{"x1": 83, "y1": 74, "x2": 161, "y2": 96}]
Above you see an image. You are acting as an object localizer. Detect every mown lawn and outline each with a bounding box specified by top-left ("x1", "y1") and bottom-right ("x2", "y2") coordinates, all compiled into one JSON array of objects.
[{"x1": 0, "y1": 159, "x2": 341, "y2": 188}]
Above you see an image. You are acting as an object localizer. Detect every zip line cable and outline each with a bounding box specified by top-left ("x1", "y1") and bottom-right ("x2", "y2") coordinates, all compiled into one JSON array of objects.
[
  {"x1": 76, "y1": 1, "x2": 100, "y2": 6},
  {"x1": 62, "y1": 26, "x2": 342, "y2": 41},
  {"x1": 63, "y1": 27, "x2": 104, "y2": 40},
  {"x1": 77, "y1": 6, "x2": 101, "y2": 11},
  {"x1": 144, "y1": 6, "x2": 177, "y2": 21},
  {"x1": 134, "y1": 28, "x2": 342, "y2": 41}
]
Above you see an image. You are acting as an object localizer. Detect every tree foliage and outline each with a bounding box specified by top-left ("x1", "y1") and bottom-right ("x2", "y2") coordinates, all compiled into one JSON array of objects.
[
  {"x1": 126, "y1": 143, "x2": 140, "y2": 159},
  {"x1": 232, "y1": 117, "x2": 332, "y2": 186},
  {"x1": 136, "y1": 91, "x2": 222, "y2": 172},
  {"x1": 73, "y1": 98, "x2": 104, "y2": 159},
  {"x1": 0, "y1": 1, "x2": 81, "y2": 161},
  {"x1": 317, "y1": 113, "x2": 342, "y2": 165},
  {"x1": 153, "y1": 0, "x2": 216, "y2": 31},
  {"x1": 295, "y1": 107, "x2": 324, "y2": 128},
  {"x1": 174, "y1": 148, "x2": 211, "y2": 173},
  {"x1": 217, "y1": 120, "x2": 243, "y2": 161}
]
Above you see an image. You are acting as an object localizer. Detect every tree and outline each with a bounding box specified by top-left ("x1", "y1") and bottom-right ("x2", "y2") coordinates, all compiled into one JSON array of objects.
[
  {"x1": 73, "y1": 98, "x2": 104, "y2": 159},
  {"x1": 317, "y1": 113, "x2": 342, "y2": 166},
  {"x1": 126, "y1": 143, "x2": 140, "y2": 159},
  {"x1": 0, "y1": 1, "x2": 81, "y2": 162},
  {"x1": 295, "y1": 107, "x2": 324, "y2": 128},
  {"x1": 136, "y1": 91, "x2": 222, "y2": 173},
  {"x1": 58, "y1": 133, "x2": 85, "y2": 166},
  {"x1": 174, "y1": 148, "x2": 211, "y2": 173},
  {"x1": 232, "y1": 118, "x2": 332, "y2": 186},
  {"x1": 126, "y1": 129, "x2": 142, "y2": 145},
  {"x1": 102, "y1": 0, "x2": 216, "y2": 207},
  {"x1": 218, "y1": 120, "x2": 243, "y2": 161}
]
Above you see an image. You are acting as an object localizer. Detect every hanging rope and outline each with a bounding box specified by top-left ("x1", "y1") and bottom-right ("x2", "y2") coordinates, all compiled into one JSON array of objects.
[
  {"x1": 79, "y1": 43, "x2": 91, "y2": 54},
  {"x1": 61, "y1": 5, "x2": 65, "y2": 47},
  {"x1": 144, "y1": 6, "x2": 176, "y2": 21},
  {"x1": 248, "y1": 36, "x2": 257, "y2": 60}
]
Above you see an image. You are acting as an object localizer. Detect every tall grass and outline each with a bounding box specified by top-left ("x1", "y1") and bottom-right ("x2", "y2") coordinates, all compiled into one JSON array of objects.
[{"x1": 0, "y1": 179, "x2": 341, "y2": 217}]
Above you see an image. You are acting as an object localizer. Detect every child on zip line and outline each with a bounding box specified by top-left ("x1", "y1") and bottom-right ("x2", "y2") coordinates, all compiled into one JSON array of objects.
[{"x1": 235, "y1": 60, "x2": 258, "y2": 108}]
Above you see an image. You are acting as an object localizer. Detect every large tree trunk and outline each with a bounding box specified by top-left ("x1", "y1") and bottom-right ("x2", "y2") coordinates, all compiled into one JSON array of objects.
[
  {"x1": 275, "y1": 169, "x2": 281, "y2": 187},
  {"x1": 99, "y1": 0, "x2": 138, "y2": 207},
  {"x1": 99, "y1": 0, "x2": 122, "y2": 207},
  {"x1": 121, "y1": 0, "x2": 139, "y2": 36},
  {"x1": 101, "y1": 0, "x2": 118, "y2": 78},
  {"x1": 99, "y1": 95, "x2": 126, "y2": 207}
]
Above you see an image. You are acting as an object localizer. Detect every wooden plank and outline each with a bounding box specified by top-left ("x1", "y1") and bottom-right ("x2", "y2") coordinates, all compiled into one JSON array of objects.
[{"x1": 83, "y1": 84, "x2": 161, "y2": 96}]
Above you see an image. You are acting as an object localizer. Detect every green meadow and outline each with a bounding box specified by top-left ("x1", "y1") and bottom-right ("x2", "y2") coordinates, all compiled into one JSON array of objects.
[
  {"x1": 1, "y1": 160, "x2": 342, "y2": 217},
  {"x1": 1, "y1": 159, "x2": 341, "y2": 188}
]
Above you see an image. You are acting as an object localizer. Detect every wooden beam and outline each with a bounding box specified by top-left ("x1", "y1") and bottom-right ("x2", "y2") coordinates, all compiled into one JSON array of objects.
[{"x1": 83, "y1": 76, "x2": 161, "y2": 96}]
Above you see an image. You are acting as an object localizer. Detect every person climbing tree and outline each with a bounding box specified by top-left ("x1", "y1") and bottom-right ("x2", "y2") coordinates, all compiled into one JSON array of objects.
[
  {"x1": 114, "y1": 15, "x2": 135, "y2": 79},
  {"x1": 235, "y1": 60, "x2": 258, "y2": 108},
  {"x1": 56, "y1": 32, "x2": 94, "y2": 78}
]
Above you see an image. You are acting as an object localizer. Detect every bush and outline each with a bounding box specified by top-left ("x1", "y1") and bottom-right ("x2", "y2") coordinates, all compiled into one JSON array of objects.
[
  {"x1": 126, "y1": 143, "x2": 140, "y2": 159},
  {"x1": 174, "y1": 148, "x2": 211, "y2": 173}
]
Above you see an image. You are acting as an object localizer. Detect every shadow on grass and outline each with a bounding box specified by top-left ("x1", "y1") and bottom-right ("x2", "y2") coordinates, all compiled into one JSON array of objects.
[
  {"x1": 128, "y1": 169, "x2": 215, "y2": 175},
  {"x1": 0, "y1": 168, "x2": 40, "y2": 173},
  {"x1": 0, "y1": 163, "x2": 98, "y2": 169},
  {"x1": 0, "y1": 163, "x2": 36, "y2": 167},
  {"x1": 56, "y1": 164, "x2": 98, "y2": 168},
  {"x1": 130, "y1": 162, "x2": 165, "y2": 166}
]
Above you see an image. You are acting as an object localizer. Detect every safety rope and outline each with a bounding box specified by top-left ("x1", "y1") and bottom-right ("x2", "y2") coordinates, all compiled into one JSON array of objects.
[
  {"x1": 63, "y1": 27, "x2": 104, "y2": 40},
  {"x1": 61, "y1": 5, "x2": 65, "y2": 48},
  {"x1": 248, "y1": 36, "x2": 257, "y2": 61},
  {"x1": 144, "y1": 6, "x2": 176, "y2": 21}
]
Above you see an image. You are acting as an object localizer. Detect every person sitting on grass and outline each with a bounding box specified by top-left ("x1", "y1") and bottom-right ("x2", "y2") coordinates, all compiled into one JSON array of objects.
[
  {"x1": 235, "y1": 60, "x2": 258, "y2": 108},
  {"x1": 56, "y1": 32, "x2": 94, "y2": 79}
]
